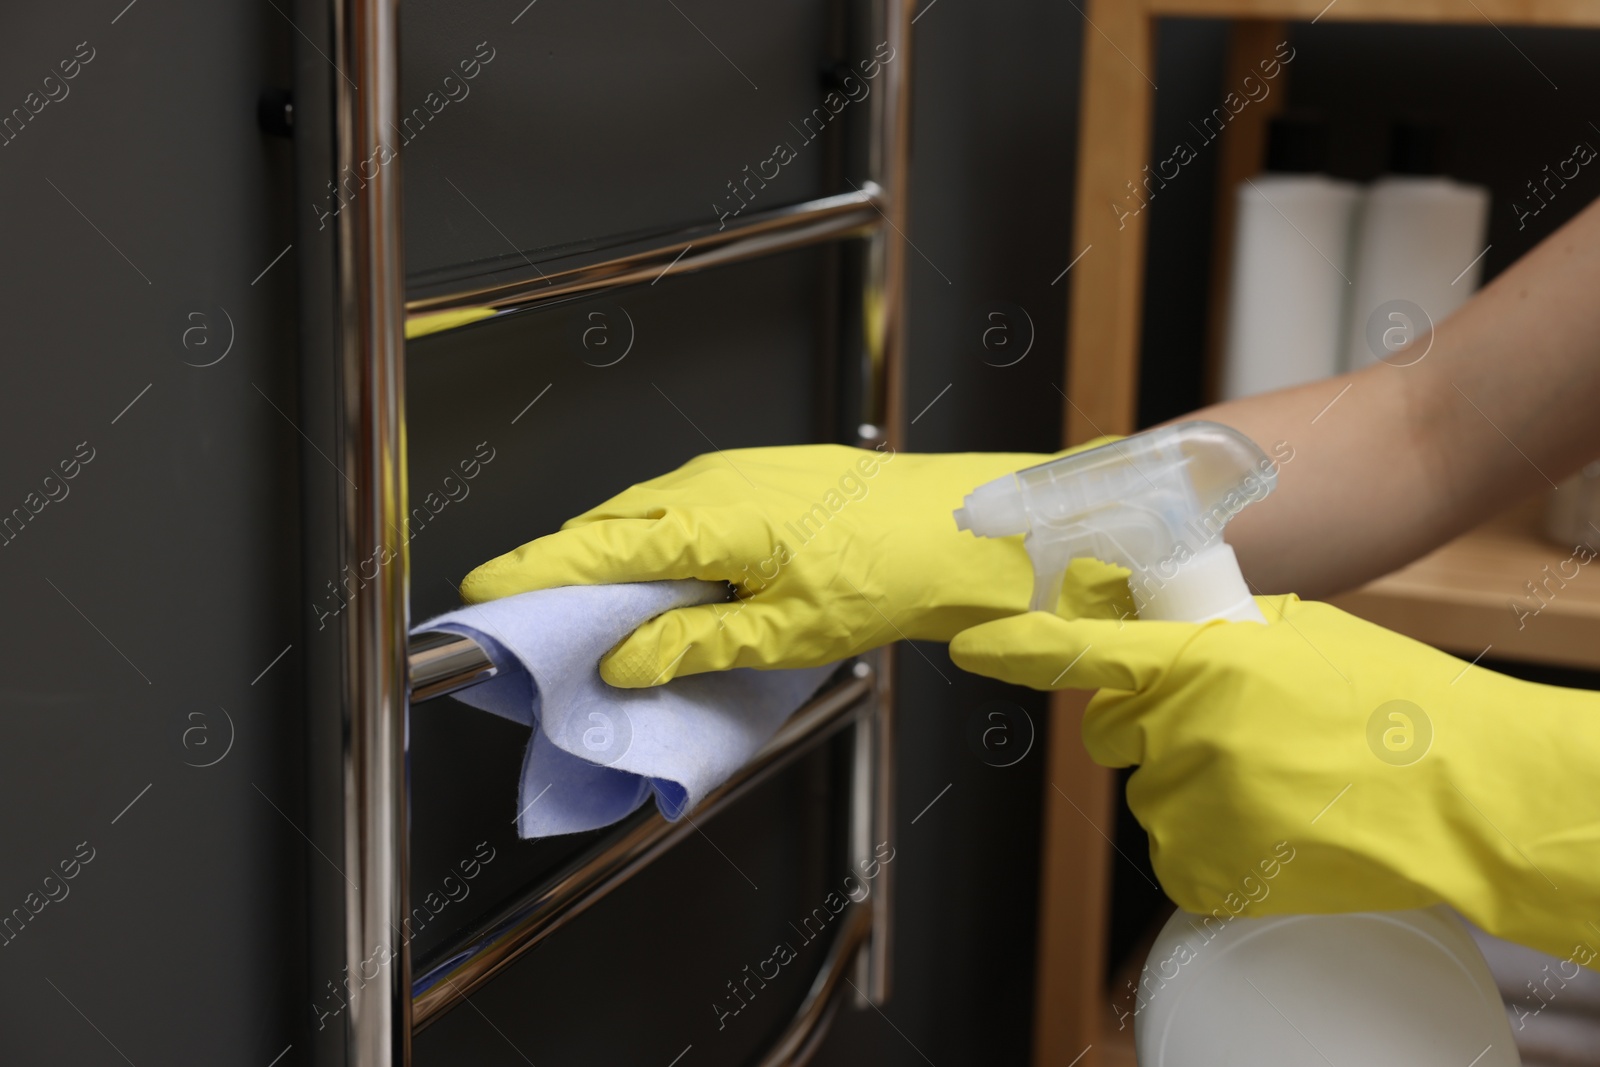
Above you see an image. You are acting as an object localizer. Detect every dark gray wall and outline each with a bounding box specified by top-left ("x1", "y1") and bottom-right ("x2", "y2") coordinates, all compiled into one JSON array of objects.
[
  {"x1": 0, "y1": 2, "x2": 304, "y2": 1064},
  {"x1": 399, "y1": 0, "x2": 835, "y2": 276}
]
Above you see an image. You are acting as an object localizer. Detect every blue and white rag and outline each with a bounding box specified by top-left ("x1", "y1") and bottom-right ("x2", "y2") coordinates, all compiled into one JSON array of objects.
[{"x1": 415, "y1": 581, "x2": 835, "y2": 838}]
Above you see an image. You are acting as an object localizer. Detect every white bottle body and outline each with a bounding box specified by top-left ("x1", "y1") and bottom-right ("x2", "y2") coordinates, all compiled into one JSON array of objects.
[
  {"x1": 1343, "y1": 175, "x2": 1490, "y2": 371},
  {"x1": 1134, "y1": 906, "x2": 1518, "y2": 1066},
  {"x1": 1219, "y1": 174, "x2": 1361, "y2": 400}
]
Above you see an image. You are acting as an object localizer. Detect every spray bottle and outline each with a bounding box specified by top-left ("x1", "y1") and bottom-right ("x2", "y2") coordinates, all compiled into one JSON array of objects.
[
  {"x1": 955, "y1": 422, "x2": 1518, "y2": 1066},
  {"x1": 954, "y1": 420, "x2": 1272, "y2": 623}
]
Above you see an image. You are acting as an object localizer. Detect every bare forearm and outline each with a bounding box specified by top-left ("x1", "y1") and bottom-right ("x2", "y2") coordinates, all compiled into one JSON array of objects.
[{"x1": 1185, "y1": 195, "x2": 1600, "y2": 598}]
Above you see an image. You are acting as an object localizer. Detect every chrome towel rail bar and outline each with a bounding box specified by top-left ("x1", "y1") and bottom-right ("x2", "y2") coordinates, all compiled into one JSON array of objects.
[
  {"x1": 409, "y1": 662, "x2": 877, "y2": 1030},
  {"x1": 408, "y1": 630, "x2": 495, "y2": 703},
  {"x1": 405, "y1": 186, "x2": 885, "y2": 338}
]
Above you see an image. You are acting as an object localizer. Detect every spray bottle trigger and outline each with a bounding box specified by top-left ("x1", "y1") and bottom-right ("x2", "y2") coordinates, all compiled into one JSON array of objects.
[{"x1": 1029, "y1": 567, "x2": 1067, "y2": 614}]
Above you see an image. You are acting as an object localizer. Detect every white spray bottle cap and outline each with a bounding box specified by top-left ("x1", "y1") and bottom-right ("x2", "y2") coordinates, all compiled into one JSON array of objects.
[{"x1": 953, "y1": 421, "x2": 1276, "y2": 622}]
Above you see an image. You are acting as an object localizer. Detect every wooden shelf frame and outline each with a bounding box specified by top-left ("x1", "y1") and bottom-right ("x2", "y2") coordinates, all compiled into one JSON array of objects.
[
  {"x1": 1041, "y1": 4, "x2": 1600, "y2": 1066},
  {"x1": 1330, "y1": 496, "x2": 1600, "y2": 671},
  {"x1": 1063, "y1": 0, "x2": 1600, "y2": 448}
]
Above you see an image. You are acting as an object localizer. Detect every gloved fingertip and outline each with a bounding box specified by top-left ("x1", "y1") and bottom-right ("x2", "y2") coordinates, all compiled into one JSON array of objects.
[
  {"x1": 598, "y1": 661, "x2": 652, "y2": 688},
  {"x1": 599, "y1": 636, "x2": 677, "y2": 688},
  {"x1": 945, "y1": 644, "x2": 985, "y2": 677},
  {"x1": 946, "y1": 629, "x2": 999, "y2": 673},
  {"x1": 457, "y1": 568, "x2": 496, "y2": 605}
]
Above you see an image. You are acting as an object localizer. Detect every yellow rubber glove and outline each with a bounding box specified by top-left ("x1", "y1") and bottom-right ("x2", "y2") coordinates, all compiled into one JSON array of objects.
[
  {"x1": 949, "y1": 595, "x2": 1600, "y2": 966},
  {"x1": 461, "y1": 442, "x2": 1133, "y2": 687}
]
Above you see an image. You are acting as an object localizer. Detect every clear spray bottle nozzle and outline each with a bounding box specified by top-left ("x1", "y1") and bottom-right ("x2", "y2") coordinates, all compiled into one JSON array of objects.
[{"x1": 953, "y1": 421, "x2": 1278, "y2": 623}]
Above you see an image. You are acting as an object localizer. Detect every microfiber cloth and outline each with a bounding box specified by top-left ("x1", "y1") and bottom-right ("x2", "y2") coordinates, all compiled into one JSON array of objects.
[{"x1": 415, "y1": 581, "x2": 837, "y2": 839}]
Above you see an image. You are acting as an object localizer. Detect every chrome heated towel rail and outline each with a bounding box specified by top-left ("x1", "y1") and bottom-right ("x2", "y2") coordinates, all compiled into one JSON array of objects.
[{"x1": 328, "y1": 0, "x2": 915, "y2": 1061}]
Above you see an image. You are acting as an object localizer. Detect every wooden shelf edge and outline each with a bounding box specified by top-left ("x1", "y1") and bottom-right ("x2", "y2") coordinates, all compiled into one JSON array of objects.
[
  {"x1": 1329, "y1": 499, "x2": 1600, "y2": 671},
  {"x1": 1144, "y1": 0, "x2": 1600, "y2": 28}
]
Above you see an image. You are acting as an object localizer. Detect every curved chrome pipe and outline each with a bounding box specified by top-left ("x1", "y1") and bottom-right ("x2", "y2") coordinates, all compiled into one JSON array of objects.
[
  {"x1": 410, "y1": 665, "x2": 875, "y2": 1029},
  {"x1": 754, "y1": 903, "x2": 874, "y2": 1067}
]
